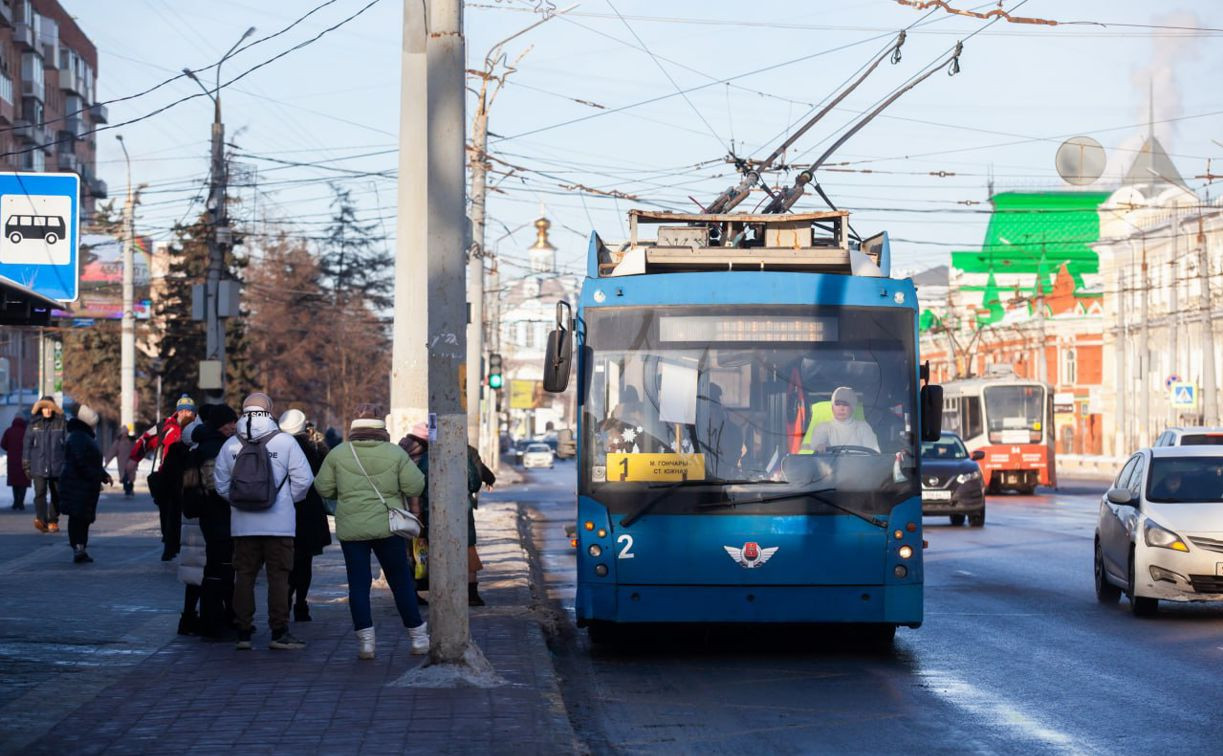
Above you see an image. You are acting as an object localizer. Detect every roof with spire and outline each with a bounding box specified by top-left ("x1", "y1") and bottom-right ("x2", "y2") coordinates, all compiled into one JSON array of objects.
[{"x1": 1123, "y1": 135, "x2": 1190, "y2": 191}]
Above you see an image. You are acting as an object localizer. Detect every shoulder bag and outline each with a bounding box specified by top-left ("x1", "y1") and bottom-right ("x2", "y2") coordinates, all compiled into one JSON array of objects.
[{"x1": 349, "y1": 443, "x2": 421, "y2": 539}]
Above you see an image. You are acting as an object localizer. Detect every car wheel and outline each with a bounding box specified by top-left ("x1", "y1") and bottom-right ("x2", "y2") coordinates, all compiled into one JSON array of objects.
[
  {"x1": 968, "y1": 509, "x2": 985, "y2": 527},
  {"x1": 949, "y1": 514, "x2": 966, "y2": 526},
  {"x1": 1128, "y1": 554, "x2": 1159, "y2": 617},
  {"x1": 1094, "y1": 541, "x2": 1121, "y2": 604},
  {"x1": 987, "y1": 478, "x2": 1001, "y2": 495}
]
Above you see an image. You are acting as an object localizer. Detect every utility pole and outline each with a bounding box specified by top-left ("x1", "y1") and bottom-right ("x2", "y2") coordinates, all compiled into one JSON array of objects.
[
  {"x1": 183, "y1": 28, "x2": 252, "y2": 404},
  {"x1": 414, "y1": 0, "x2": 496, "y2": 681},
  {"x1": 389, "y1": 1, "x2": 429, "y2": 439},
  {"x1": 1035, "y1": 242, "x2": 1048, "y2": 385},
  {"x1": 1196, "y1": 213, "x2": 1218, "y2": 424},
  {"x1": 1140, "y1": 239, "x2": 1150, "y2": 441},
  {"x1": 466, "y1": 11, "x2": 564, "y2": 449},
  {"x1": 116, "y1": 134, "x2": 137, "y2": 430}
]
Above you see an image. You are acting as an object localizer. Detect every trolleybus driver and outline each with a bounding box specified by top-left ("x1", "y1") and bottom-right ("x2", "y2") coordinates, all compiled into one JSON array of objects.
[{"x1": 800, "y1": 385, "x2": 880, "y2": 453}]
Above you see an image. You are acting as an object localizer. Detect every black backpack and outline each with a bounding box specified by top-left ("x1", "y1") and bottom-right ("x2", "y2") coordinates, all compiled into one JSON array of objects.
[{"x1": 228, "y1": 431, "x2": 286, "y2": 511}]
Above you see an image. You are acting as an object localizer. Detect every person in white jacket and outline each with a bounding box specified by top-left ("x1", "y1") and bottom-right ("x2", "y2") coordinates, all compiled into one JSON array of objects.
[
  {"x1": 802, "y1": 386, "x2": 881, "y2": 453},
  {"x1": 214, "y1": 392, "x2": 314, "y2": 651}
]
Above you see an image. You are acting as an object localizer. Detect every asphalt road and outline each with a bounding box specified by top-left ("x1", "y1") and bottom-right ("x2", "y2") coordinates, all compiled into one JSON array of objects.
[{"x1": 504, "y1": 463, "x2": 1223, "y2": 755}]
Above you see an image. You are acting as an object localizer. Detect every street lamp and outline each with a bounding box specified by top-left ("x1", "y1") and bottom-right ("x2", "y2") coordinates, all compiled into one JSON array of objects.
[
  {"x1": 180, "y1": 25, "x2": 254, "y2": 403},
  {"x1": 116, "y1": 134, "x2": 136, "y2": 431}
]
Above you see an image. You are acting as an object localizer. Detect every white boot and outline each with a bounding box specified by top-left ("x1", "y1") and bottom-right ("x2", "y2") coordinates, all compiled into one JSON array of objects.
[
  {"x1": 356, "y1": 627, "x2": 375, "y2": 660},
  {"x1": 408, "y1": 621, "x2": 429, "y2": 655}
]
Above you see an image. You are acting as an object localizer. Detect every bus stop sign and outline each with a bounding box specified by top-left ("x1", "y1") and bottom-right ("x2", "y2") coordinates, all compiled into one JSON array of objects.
[{"x1": 0, "y1": 172, "x2": 80, "y2": 302}]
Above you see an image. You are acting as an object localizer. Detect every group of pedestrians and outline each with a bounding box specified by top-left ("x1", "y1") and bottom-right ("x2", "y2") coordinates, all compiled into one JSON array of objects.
[{"x1": 3, "y1": 388, "x2": 495, "y2": 661}]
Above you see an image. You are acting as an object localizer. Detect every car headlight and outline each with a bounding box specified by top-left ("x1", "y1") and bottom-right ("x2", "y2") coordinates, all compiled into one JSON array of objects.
[
  {"x1": 955, "y1": 470, "x2": 981, "y2": 484},
  {"x1": 1143, "y1": 520, "x2": 1189, "y2": 552}
]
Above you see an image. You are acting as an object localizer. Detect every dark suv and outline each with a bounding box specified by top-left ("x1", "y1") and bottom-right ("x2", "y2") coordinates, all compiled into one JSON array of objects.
[{"x1": 921, "y1": 432, "x2": 987, "y2": 526}]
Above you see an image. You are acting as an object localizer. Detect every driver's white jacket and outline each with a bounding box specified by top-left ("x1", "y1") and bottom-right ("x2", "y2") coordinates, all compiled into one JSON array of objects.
[{"x1": 807, "y1": 418, "x2": 880, "y2": 452}]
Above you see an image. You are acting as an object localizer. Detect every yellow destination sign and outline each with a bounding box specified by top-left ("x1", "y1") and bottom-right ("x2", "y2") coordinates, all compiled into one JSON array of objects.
[{"x1": 605, "y1": 453, "x2": 706, "y2": 483}]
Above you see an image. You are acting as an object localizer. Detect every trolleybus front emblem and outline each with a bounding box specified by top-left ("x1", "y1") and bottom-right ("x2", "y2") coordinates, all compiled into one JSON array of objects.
[{"x1": 723, "y1": 542, "x2": 778, "y2": 569}]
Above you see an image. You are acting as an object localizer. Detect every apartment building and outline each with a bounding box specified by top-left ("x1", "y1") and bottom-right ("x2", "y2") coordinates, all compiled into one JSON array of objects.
[{"x1": 0, "y1": 0, "x2": 107, "y2": 217}]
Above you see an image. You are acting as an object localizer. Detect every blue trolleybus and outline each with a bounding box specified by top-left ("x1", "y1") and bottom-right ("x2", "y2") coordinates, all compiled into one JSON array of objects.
[{"x1": 542, "y1": 208, "x2": 943, "y2": 643}]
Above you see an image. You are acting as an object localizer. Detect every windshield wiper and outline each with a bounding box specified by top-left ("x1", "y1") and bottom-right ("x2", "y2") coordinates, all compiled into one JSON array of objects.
[
  {"x1": 698, "y1": 487, "x2": 888, "y2": 529},
  {"x1": 622, "y1": 478, "x2": 786, "y2": 525}
]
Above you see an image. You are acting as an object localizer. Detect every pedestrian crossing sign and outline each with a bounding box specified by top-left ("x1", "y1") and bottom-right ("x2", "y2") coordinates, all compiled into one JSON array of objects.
[{"x1": 1170, "y1": 382, "x2": 1197, "y2": 408}]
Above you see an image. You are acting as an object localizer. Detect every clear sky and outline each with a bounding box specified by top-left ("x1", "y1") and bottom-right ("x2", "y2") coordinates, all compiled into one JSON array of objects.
[{"x1": 73, "y1": 0, "x2": 1223, "y2": 280}]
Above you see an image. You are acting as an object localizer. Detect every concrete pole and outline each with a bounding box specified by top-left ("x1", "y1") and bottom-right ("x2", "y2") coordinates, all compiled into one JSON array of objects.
[
  {"x1": 422, "y1": 0, "x2": 494, "y2": 676},
  {"x1": 1169, "y1": 215, "x2": 1179, "y2": 425},
  {"x1": 1116, "y1": 262, "x2": 1128, "y2": 455},
  {"x1": 117, "y1": 136, "x2": 136, "y2": 430},
  {"x1": 1140, "y1": 242, "x2": 1150, "y2": 442},
  {"x1": 204, "y1": 104, "x2": 226, "y2": 400},
  {"x1": 484, "y1": 261, "x2": 501, "y2": 473},
  {"x1": 466, "y1": 101, "x2": 488, "y2": 446},
  {"x1": 1197, "y1": 214, "x2": 1218, "y2": 425},
  {"x1": 389, "y1": 0, "x2": 430, "y2": 439}
]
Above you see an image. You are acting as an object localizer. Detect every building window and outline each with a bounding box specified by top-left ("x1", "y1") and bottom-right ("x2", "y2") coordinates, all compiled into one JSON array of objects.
[
  {"x1": 1060, "y1": 347, "x2": 1077, "y2": 385},
  {"x1": 20, "y1": 51, "x2": 43, "y2": 101},
  {"x1": 0, "y1": 73, "x2": 11, "y2": 106}
]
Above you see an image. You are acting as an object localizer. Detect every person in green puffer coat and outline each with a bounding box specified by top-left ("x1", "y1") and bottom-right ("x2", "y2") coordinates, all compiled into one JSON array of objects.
[{"x1": 313, "y1": 403, "x2": 427, "y2": 661}]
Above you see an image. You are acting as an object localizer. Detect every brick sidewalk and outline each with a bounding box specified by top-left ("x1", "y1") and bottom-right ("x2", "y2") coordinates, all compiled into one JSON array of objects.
[{"x1": 5, "y1": 498, "x2": 577, "y2": 755}]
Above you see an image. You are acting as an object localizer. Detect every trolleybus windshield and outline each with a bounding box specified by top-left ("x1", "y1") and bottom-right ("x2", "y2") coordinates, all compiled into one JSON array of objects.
[
  {"x1": 581, "y1": 305, "x2": 918, "y2": 517},
  {"x1": 983, "y1": 385, "x2": 1045, "y2": 444}
]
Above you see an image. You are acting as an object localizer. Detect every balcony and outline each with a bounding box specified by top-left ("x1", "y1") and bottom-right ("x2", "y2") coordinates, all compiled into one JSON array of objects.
[
  {"x1": 12, "y1": 120, "x2": 39, "y2": 144},
  {"x1": 63, "y1": 115, "x2": 82, "y2": 139},
  {"x1": 56, "y1": 151, "x2": 80, "y2": 173},
  {"x1": 0, "y1": 2, "x2": 13, "y2": 28},
  {"x1": 88, "y1": 176, "x2": 107, "y2": 199},
  {"x1": 88, "y1": 102, "x2": 107, "y2": 124},
  {"x1": 59, "y1": 66, "x2": 82, "y2": 96},
  {"x1": 12, "y1": 21, "x2": 33, "y2": 49}
]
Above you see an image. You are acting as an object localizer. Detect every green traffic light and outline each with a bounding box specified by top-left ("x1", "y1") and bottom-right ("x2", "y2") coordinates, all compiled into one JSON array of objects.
[{"x1": 489, "y1": 374, "x2": 503, "y2": 389}]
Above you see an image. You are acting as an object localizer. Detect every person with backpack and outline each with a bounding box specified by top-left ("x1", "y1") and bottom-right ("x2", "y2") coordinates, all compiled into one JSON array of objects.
[
  {"x1": 24, "y1": 396, "x2": 67, "y2": 533},
  {"x1": 278, "y1": 409, "x2": 332, "y2": 622},
  {"x1": 314, "y1": 403, "x2": 427, "y2": 660},
  {"x1": 58, "y1": 405, "x2": 112, "y2": 563},
  {"x1": 131, "y1": 394, "x2": 198, "y2": 560},
  {"x1": 213, "y1": 392, "x2": 314, "y2": 651}
]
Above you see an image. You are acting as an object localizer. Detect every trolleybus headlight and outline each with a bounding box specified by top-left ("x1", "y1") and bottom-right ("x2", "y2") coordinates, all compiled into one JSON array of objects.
[
  {"x1": 898, "y1": 545, "x2": 914, "y2": 560},
  {"x1": 1143, "y1": 520, "x2": 1189, "y2": 552},
  {"x1": 893, "y1": 529, "x2": 904, "y2": 540},
  {"x1": 594, "y1": 564, "x2": 608, "y2": 577},
  {"x1": 588, "y1": 544, "x2": 602, "y2": 557},
  {"x1": 894, "y1": 565, "x2": 908, "y2": 578},
  {"x1": 584, "y1": 521, "x2": 595, "y2": 531},
  {"x1": 597, "y1": 528, "x2": 607, "y2": 538}
]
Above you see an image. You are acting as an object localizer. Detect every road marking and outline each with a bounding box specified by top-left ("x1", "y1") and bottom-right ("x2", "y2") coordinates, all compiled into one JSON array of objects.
[{"x1": 919, "y1": 669, "x2": 1093, "y2": 754}]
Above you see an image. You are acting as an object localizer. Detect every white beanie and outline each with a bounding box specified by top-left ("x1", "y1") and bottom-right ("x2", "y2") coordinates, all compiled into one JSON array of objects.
[
  {"x1": 279, "y1": 408, "x2": 307, "y2": 435},
  {"x1": 76, "y1": 405, "x2": 99, "y2": 428}
]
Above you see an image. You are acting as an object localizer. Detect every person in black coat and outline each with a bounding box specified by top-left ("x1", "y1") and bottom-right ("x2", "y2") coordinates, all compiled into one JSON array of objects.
[
  {"x1": 24, "y1": 396, "x2": 67, "y2": 533},
  {"x1": 59, "y1": 406, "x2": 112, "y2": 563},
  {"x1": 185, "y1": 405, "x2": 239, "y2": 639},
  {"x1": 279, "y1": 409, "x2": 333, "y2": 622}
]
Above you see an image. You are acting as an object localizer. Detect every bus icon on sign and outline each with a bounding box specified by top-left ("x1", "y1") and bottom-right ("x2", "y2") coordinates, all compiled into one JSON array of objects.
[
  {"x1": 6, "y1": 214, "x2": 66, "y2": 245},
  {"x1": 0, "y1": 194, "x2": 73, "y2": 265}
]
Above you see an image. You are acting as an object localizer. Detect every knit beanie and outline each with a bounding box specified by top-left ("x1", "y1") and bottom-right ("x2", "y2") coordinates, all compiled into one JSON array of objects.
[
  {"x1": 175, "y1": 394, "x2": 197, "y2": 413},
  {"x1": 279, "y1": 408, "x2": 307, "y2": 435},
  {"x1": 242, "y1": 392, "x2": 273, "y2": 413},
  {"x1": 76, "y1": 405, "x2": 99, "y2": 428}
]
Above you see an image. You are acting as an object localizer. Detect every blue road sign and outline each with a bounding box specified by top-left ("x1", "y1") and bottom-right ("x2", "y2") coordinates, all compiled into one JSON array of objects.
[
  {"x1": 0, "y1": 172, "x2": 80, "y2": 303},
  {"x1": 1171, "y1": 382, "x2": 1197, "y2": 408}
]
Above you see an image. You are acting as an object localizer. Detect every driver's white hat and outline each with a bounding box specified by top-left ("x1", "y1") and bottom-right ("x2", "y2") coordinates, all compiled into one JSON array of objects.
[{"x1": 831, "y1": 386, "x2": 857, "y2": 408}]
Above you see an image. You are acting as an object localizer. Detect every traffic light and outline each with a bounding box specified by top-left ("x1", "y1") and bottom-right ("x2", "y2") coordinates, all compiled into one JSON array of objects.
[{"x1": 488, "y1": 352, "x2": 503, "y2": 389}]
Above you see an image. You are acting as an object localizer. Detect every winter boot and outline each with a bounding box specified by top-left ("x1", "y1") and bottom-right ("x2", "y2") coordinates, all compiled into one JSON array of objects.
[
  {"x1": 468, "y1": 582, "x2": 485, "y2": 607},
  {"x1": 408, "y1": 621, "x2": 429, "y2": 655},
  {"x1": 33, "y1": 518, "x2": 47, "y2": 532},
  {"x1": 72, "y1": 545, "x2": 93, "y2": 563},
  {"x1": 356, "y1": 627, "x2": 375, "y2": 660},
  {"x1": 47, "y1": 522, "x2": 59, "y2": 533},
  {"x1": 177, "y1": 611, "x2": 200, "y2": 636}
]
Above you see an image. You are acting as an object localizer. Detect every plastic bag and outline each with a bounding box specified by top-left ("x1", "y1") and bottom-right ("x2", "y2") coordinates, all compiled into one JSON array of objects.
[{"x1": 412, "y1": 538, "x2": 428, "y2": 581}]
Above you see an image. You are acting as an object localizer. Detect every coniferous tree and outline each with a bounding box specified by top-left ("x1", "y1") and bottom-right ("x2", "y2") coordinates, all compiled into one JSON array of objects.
[{"x1": 319, "y1": 185, "x2": 393, "y2": 310}]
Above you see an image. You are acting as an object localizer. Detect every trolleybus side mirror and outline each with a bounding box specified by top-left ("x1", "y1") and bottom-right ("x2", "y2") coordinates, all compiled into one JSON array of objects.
[
  {"x1": 971, "y1": 450, "x2": 985, "y2": 461},
  {"x1": 920, "y1": 384, "x2": 943, "y2": 442},
  {"x1": 543, "y1": 301, "x2": 574, "y2": 393}
]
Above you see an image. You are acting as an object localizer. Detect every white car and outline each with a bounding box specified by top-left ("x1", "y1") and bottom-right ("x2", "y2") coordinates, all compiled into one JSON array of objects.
[
  {"x1": 1152, "y1": 427, "x2": 1223, "y2": 447},
  {"x1": 522, "y1": 443, "x2": 555, "y2": 469},
  {"x1": 1095, "y1": 446, "x2": 1223, "y2": 616}
]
